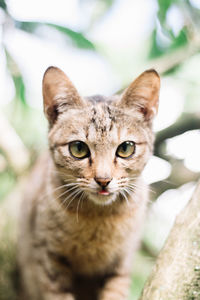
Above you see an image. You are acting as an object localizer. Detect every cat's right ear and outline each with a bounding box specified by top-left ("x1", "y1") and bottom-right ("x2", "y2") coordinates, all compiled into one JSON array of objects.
[
  {"x1": 42, "y1": 66, "x2": 84, "y2": 126},
  {"x1": 117, "y1": 69, "x2": 160, "y2": 122}
]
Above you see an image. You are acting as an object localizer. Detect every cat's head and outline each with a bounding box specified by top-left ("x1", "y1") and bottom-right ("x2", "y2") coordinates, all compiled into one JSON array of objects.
[{"x1": 43, "y1": 67, "x2": 160, "y2": 206}]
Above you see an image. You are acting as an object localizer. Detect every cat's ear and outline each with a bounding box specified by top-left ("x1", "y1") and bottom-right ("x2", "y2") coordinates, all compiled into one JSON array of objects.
[
  {"x1": 42, "y1": 66, "x2": 84, "y2": 126},
  {"x1": 119, "y1": 69, "x2": 160, "y2": 121}
]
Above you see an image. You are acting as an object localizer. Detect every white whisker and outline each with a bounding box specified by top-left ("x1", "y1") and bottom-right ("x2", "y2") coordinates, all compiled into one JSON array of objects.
[
  {"x1": 120, "y1": 190, "x2": 130, "y2": 207},
  {"x1": 56, "y1": 184, "x2": 80, "y2": 201},
  {"x1": 80, "y1": 191, "x2": 85, "y2": 210},
  {"x1": 63, "y1": 189, "x2": 83, "y2": 210},
  {"x1": 62, "y1": 188, "x2": 79, "y2": 207},
  {"x1": 76, "y1": 191, "x2": 85, "y2": 222},
  {"x1": 127, "y1": 185, "x2": 142, "y2": 192},
  {"x1": 42, "y1": 182, "x2": 78, "y2": 200}
]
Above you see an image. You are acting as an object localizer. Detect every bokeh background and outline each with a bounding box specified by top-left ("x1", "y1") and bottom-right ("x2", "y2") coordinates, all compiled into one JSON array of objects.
[{"x1": 0, "y1": 0, "x2": 200, "y2": 299}]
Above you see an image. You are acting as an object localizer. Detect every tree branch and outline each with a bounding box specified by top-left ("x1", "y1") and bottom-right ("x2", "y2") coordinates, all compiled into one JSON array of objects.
[{"x1": 139, "y1": 180, "x2": 200, "y2": 300}]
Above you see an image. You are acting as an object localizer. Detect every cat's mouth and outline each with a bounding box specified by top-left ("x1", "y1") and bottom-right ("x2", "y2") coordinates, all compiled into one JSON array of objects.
[
  {"x1": 87, "y1": 188, "x2": 116, "y2": 206},
  {"x1": 98, "y1": 189, "x2": 110, "y2": 196}
]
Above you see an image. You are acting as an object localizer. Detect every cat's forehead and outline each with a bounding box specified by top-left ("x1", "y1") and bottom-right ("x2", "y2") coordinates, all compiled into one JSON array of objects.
[
  {"x1": 86, "y1": 98, "x2": 143, "y2": 138},
  {"x1": 53, "y1": 98, "x2": 144, "y2": 146}
]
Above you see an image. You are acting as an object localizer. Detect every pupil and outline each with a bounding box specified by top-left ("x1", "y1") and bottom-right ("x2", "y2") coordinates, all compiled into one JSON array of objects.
[
  {"x1": 122, "y1": 143, "x2": 128, "y2": 152},
  {"x1": 77, "y1": 143, "x2": 82, "y2": 152}
]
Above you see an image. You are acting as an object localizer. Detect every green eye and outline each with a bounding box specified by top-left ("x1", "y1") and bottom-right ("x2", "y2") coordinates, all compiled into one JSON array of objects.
[
  {"x1": 69, "y1": 141, "x2": 90, "y2": 159},
  {"x1": 116, "y1": 141, "x2": 135, "y2": 158}
]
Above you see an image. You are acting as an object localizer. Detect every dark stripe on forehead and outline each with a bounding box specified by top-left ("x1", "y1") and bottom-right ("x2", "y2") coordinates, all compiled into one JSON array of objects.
[
  {"x1": 89, "y1": 103, "x2": 112, "y2": 134},
  {"x1": 106, "y1": 105, "x2": 116, "y2": 131},
  {"x1": 91, "y1": 107, "x2": 98, "y2": 131},
  {"x1": 86, "y1": 99, "x2": 119, "y2": 136}
]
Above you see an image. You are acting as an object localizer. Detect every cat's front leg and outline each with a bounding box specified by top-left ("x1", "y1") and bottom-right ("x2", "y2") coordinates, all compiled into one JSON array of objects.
[
  {"x1": 99, "y1": 273, "x2": 131, "y2": 300},
  {"x1": 32, "y1": 250, "x2": 75, "y2": 300}
]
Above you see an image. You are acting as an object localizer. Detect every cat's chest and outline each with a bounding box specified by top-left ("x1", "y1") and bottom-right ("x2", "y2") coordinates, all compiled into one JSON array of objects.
[{"x1": 49, "y1": 211, "x2": 136, "y2": 275}]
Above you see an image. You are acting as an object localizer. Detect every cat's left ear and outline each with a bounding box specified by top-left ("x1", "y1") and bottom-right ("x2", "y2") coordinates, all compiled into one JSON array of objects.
[{"x1": 119, "y1": 69, "x2": 160, "y2": 121}]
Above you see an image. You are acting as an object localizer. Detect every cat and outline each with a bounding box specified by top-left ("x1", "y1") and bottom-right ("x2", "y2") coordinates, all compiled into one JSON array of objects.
[{"x1": 18, "y1": 66, "x2": 160, "y2": 300}]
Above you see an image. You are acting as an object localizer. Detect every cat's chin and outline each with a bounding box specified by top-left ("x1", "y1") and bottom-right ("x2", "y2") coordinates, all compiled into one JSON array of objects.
[{"x1": 87, "y1": 192, "x2": 117, "y2": 206}]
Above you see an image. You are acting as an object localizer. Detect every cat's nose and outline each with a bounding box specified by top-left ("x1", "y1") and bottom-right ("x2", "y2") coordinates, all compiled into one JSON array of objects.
[{"x1": 94, "y1": 177, "x2": 112, "y2": 188}]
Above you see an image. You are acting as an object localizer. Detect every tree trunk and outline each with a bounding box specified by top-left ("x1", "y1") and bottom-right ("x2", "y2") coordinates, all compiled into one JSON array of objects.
[{"x1": 139, "y1": 180, "x2": 200, "y2": 300}]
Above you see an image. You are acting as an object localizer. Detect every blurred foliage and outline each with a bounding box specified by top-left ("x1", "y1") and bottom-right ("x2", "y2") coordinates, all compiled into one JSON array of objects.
[
  {"x1": 0, "y1": 0, "x2": 7, "y2": 10},
  {"x1": 0, "y1": 231, "x2": 18, "y2": 300},
  {"x1": 15, "y1": 21, "x2": 96, "y2": 50},
  {"x1": 5, "y1": 50, "x2": 27, "y2": 107},
  {"x1": 0, "y1": 170, "x2": 15, "y2": 201},
  {"x1": 0, "y1": 0, "x2": 200, "y2": 300},
  {"x1": 149, "y1": 27, "x2": 188, "y2": 59},
  {"x1": 0, "y1": 204, "x2": 19, "y2": 300},
  {"x1": 149, "y1": 0, "x2": 200, "y2": 60}
]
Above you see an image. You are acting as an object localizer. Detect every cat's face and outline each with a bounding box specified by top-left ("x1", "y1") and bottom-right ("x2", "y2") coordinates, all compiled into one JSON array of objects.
[{"x1": 43, "y1": 67, "x2": 160, "y2": 206}]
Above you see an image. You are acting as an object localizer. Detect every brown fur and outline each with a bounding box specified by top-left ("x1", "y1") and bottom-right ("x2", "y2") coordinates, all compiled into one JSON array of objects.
[{"x1": 18, "y1": 67, "x2": 160, "y2": 300}]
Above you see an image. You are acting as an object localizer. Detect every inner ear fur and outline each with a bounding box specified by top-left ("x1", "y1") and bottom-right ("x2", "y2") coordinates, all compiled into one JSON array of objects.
[
  {"x1": 120, "y1": 69, "x2": 160, "y2": 120},
  {"x1": 42, "y1": 66, "x2": 84, "y2": 126}
]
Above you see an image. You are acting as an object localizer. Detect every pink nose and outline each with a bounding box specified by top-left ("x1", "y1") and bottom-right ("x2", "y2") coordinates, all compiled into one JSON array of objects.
[{"x1": 94, "y1": 177, "x2": 112, "y2": 188}]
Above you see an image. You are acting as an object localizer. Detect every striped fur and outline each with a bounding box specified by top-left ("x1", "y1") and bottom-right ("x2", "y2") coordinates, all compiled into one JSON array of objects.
[{"x1": 18, "y1": 67, "x2": 160, "y2": 300}]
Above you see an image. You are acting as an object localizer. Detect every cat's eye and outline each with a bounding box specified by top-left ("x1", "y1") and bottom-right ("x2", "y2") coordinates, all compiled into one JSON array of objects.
[
  {"x1": 69, "y1": 141, "x2": 90, "y2": 159},
  {"x1": 116, "y1": 141, "x2": 135, "y2": 158}
]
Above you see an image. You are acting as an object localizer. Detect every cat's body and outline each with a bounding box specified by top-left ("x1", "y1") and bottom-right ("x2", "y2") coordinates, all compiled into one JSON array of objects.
[{"x1": 18, "y1": 67, "x2": 160, "y2": 300}]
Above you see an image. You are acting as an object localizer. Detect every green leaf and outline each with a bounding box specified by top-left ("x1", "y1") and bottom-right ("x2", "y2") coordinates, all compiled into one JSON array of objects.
[
  {"x1": 47, "y1": 23, "x2": 95, "y2": 50},
  {"x1": 157, "y1": 0, "x2": 175, "y2": 24},
  {"x1": 170, "y1": 27, "x2": 188, "y2": 49},
  {"x1": 5, "y1": 49, "x2": 27, "y2": 106},
  {"x1": 15, "y1": 21, "x2": 95, "y2": 50},
  {"x1": 149, "y1": 26, "x2": 188, "y2": 61},
  {"x1": 149, "y1": 29, "x2": 166, "y2": 59},
  {"x1": 15, "y1": 20, "x2": 38, "y2": 32},
  {"x1": 13, "y1": 76, "x2": 26, "y2": 106},
  {"x1": 149, "y1": 1, "x2": 189, "y2": 60},
  {"x1": 0, "y1": 0, "x2": 7, "y2": 11}
]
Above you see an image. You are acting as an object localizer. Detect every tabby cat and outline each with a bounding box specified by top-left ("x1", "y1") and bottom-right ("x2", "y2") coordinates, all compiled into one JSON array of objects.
[{"x1": 18, "y1": 67, "x2": 160, "y2": 300}]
